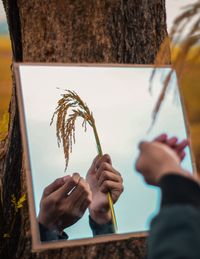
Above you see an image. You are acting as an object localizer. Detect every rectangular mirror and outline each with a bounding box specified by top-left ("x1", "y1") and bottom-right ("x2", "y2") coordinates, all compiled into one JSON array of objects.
[{"x1": 14, "y1": 63, "x2": 195, "y2": 251}]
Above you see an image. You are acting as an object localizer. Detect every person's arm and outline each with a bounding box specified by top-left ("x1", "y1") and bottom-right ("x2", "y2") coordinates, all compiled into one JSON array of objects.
[
  {"x1": 39, "y1": 222, "x2": 69, "y2": 241},
  {"x1": 135, "y1": 135, "x2": 200, "y2": 259},
  {"x1": 148, "y1": 173, "x2": 200, "y2": 259}
]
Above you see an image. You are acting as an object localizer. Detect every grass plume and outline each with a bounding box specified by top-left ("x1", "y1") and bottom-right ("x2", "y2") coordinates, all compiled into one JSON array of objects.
[{"x1": 51, "y1": 90, "x2": 99, "y2": 170}]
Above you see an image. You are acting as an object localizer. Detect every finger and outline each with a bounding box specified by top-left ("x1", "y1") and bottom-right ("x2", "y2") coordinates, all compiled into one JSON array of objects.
[
  {"x1": 98, "y1": 170, "x2": 122, "y2": 187},
  {"x1": 76, "y1": 191, "x2": 92, "y2": 211},
  {"x1": 87, "y1": 155, "x2": 100, "y2": 175},
  {"x1": 166, "y1": 137, "x2": 178, "y2": 147},
  {"x1": 92, "y1": 155, "x2": 100, "y2": 166},
  {"x1": 60, "y1": 193, "x2": 90, "y2": 224},
  {"x1": 72, "y1": 172, "x2": 81, "y2": 183},
  {"x1": 176, "y1": 139, "x2": 189, "y2": 151},
  {"x1": 100, "y1": 180, "x2": 124, "y2": 195},
  {"x1": 54, "y1": 175, "x2": 79, "y2": 199},
  {"x1": 66, "y1": 173, "x2": 81, "y2": 194},
  {"x1": 179, "y1": 150, "x2": 186, "y2": 161},
  {"x1": 154, "y1": 133, "x2": 168, "y2": 143},
  {"x1": 96, "y1": 162, "x2": 119, "y2": 180},
  {"x1": 95, "y1": 154, "x2": 112, "y2": 170},
  {"x1": 69, "y1": 178, "x2": 91, "y2": 204},
  {"x1": 135, "y1": 154, "x2": 143, "y2": 173},
  {"x1": 80, "y1": 198, "x2": 91, "y2": 212},
  {"x1": 42, "y1": 177, "x2": 66, "y2": 197}
]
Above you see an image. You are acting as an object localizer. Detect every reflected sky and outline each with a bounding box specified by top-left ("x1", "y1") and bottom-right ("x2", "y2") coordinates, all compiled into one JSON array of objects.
[{"x1": 19, "y1": 65, "x2": 193, "y2": 240}]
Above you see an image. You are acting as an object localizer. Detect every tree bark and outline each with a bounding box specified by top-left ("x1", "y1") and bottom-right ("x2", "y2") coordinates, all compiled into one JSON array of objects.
[{"x1": 0, "y1": 0, "x2": 170, "y2": 258}]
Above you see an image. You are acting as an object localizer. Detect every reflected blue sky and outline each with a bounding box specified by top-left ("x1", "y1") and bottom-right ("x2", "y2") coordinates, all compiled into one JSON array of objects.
[{"x1": 19, "y1": 66, "x2": 193, "y2": 240}]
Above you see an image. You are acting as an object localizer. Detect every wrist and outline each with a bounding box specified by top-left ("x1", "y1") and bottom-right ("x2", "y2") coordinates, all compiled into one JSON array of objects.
[
  {"x1": 89, "y1": 208, "x2": 111, "y2": 225},
  {"x1": 159, "y1": 169, "x2": 198, "y2": 184},
  {"x1": 37, "y1": 214, "x2": 56, "y2": 231},
  {"x1": 157, "y1": 164, "x2": 186, "y2": 183}
]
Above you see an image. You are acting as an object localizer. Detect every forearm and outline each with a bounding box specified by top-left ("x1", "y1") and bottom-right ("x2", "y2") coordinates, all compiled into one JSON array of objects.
[
  {"x1": 148, "y1": 173, "x2": 200, "y2": 259},
  {"x1": 160, "y1": 173, "x2": 200, "y2": 207}
]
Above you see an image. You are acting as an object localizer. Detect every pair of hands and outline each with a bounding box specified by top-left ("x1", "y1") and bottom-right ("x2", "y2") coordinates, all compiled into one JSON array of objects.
[
  {"x1": 38, "y1": 133, "x2": 193, "y2": 232},
  {"x1": 136, "y1": 134, "x2": 194, "y2": 185},
  {"x1": 38, "y1": 155, "x2": 123, "y2": 232}
]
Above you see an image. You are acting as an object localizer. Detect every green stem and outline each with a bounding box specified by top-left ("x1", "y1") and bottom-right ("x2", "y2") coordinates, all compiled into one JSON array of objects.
[
  {"x1": 92, "y1": 121, "x2": 103, "y2": 157},
  {"x1": 91, "y1": 119, "x2": 117, "y2": 233}
]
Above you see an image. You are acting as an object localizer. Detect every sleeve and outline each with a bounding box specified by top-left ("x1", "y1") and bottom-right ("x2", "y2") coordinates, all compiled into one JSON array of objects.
[
  {"x1": 39, "y1": 223, "x2": 69, "y2": 242},
  {"x1": 89, "y1": 216, "x2": 114, "y2": 236},
  {"x1": 148, "y1": 174, "x2": 200, "y2": 259}
]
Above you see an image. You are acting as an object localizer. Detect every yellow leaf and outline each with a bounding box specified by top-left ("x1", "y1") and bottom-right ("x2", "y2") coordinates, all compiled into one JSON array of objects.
[{"x1": 17, "y1": 194, "x2": 26, "y2": 205}]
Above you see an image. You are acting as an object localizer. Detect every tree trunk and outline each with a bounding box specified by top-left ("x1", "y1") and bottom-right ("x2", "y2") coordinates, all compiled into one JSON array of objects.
[{"x1": 0, "y1": 0, "x2": 170, "y2": 258}]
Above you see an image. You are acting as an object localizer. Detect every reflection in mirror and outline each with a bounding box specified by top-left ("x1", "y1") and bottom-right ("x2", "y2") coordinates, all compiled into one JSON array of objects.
[{"x1": 15, "y1": 65, "x2": 194, "y2": 246}]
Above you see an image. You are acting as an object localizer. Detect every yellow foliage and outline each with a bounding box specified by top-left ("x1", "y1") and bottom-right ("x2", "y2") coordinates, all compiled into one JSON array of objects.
[
  {"x1": 0, "y1": 111, "x2": 9, "y2": 141},
  {"x1": 171, "y1": 45, "x2": 200, "y2": 64},
  {"x1": 170, "y1": 43, "x2": 200, "y2": 171},
  {"x1": 179, "y1": 63, "x2": 200, "y2": 170},
  {"x1": 3, "y1": 233, "x2": 10, "y2": 239},
  {"x1": 0, "y1": 36, "x2": 12, "y2": 82},
  {"x1": 0, "y1": 36, "x2": 11, "y2": 51},
  {"x1": 11, "y1": 193, "x2": 26, "y2": 212},
  {"x1": 0, "y1": 36, "x2": 12, "y2": 140}
]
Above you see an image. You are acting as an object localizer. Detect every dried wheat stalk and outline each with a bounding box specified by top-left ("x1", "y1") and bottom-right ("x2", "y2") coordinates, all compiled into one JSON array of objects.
[{"x1": 51, "y1": 90, "x2": 100, "y2": 170}]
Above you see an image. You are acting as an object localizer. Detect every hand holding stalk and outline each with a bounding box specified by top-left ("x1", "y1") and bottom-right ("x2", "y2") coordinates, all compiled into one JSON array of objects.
[{"x1": 51, "y1": 90, "x2": 118, "y2": 232}]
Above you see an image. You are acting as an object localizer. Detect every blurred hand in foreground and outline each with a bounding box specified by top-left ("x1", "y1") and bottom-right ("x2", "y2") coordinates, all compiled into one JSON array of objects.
[
  {"x1": 136, "y1": 136, "x2": 195, "y2": 186},
  {"x1": 154, "y1": 133, "x2": 189, "y2": 161}
]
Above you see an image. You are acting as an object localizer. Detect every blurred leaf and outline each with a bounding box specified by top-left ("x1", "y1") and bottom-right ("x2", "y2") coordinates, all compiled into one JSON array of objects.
[
  {"x1": 0, "y1": 111, "x2": 9, "y2": 141},
  {"x1": 150, "y1": 0, "x2": 200, "y2": 128},
  {"x1": 3, "y1": 233, "x2": 10, "y2": 238}
]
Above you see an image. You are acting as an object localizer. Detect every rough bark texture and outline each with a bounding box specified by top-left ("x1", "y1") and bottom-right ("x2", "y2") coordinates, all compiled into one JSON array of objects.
[{"x1": 0, "y1": 0, "x2": 170, "y2": 258}]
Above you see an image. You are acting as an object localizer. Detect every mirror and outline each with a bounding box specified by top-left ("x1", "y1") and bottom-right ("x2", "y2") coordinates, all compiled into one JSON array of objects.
[{"x1": 14, "y1": 64, "x2": 195, "y2": 250}]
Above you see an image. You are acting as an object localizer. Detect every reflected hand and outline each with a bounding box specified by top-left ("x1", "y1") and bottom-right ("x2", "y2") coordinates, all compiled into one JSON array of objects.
[
  {"x1": 136, "y1": 140, "x2": 193, "y2": 186},
  {"x1": 86, "y1": 154, "x2": 123, "y2": 224},
  {"x1": 38, "y1": 173, "x2": 92, "y2": 232},
  {"x1": 154, "y1": 134, "x2": 189, "y2": 161}
]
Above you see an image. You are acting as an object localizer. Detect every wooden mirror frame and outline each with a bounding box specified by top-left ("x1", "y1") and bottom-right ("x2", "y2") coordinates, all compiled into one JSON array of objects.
[{"x1": 13, "y1": 63, "x2": 197, "y2": 252}]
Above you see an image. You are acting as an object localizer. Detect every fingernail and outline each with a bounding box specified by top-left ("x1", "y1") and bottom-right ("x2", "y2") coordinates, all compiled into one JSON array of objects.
[{"x1": 72, "y1": 173, "x2": 81, "y2": 184}]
